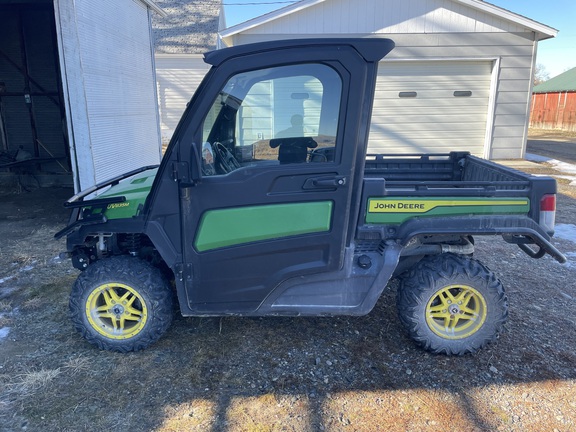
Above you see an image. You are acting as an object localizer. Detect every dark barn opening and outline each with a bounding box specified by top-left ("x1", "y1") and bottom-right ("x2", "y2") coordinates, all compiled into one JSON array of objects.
[{"x1": 0, "y1": 0, "x2": 71, "y2": 189}]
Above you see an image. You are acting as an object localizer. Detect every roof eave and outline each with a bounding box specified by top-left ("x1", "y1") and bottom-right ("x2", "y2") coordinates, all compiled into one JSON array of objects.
[
  {"x1": 458, "y1": 0, "x2": 557, "y2": 40},
  {"x1": 220, "y1": 0, "x2": 325, "y2": 38},
  {"x1": 140, "y1": 0, "x2": 167, "y2": 18},
  {"x1": 220, "y1": 0, "x2": 558, "y2": 41}
]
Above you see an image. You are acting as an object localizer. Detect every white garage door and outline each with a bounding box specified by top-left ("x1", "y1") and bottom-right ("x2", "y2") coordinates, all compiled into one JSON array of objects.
[{"x1": 369, "y1": 61, "x2": 493, "y2": 156}]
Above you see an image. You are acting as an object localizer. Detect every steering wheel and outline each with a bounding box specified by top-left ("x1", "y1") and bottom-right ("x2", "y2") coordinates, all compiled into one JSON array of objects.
[{"x1": 213, "y1": 142, "x2": 241, "y2": 173}]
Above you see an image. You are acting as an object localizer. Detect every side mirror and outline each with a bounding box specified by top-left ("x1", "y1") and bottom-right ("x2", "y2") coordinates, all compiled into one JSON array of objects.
[{"x1": 190, "y1": 142, "x2": 203, "y2": 183}]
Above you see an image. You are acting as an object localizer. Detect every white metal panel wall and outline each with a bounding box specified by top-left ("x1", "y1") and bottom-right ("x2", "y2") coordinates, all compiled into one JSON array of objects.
[
  {"x1": 155, "y1": 54, "x2": 211, "y2": 143},
  {"x1": 240, "y1": 0, "x2": 527, "y2": 37},
  {"x1": 56, "y1": 0, "x2": 161, "y2": 190},
  {"x1": 369, "y1": 61, "x2": 493, "y2": 156}
]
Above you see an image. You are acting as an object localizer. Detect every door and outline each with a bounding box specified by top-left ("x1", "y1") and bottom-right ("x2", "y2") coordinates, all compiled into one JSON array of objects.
[
  {"x1": 171, "y1": 44, "x2": 380, "y2": 313},
  {"x1": 369, "y1": 61, "x2": 493, "y2": 156}
]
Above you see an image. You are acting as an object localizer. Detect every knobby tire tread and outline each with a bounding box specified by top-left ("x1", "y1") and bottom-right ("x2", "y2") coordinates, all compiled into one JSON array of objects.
[
  {"x1": 397, "y1": 253, "x2": 508, "y2": 355},
  {"x1": 69, "y1": 256, "x2": 173, "y2": 352}
]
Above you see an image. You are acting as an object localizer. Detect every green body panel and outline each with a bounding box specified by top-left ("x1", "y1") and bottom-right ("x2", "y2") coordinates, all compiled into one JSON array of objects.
[
  {"x1": 95, "y1": 169, "x2": 158, "y2": 219},
  {"x1": 195, "y1": 201, "x2": 334, "y2": 252},
  {"x1": 366, "y1": 197, "x2": 530, "y2": 224}
]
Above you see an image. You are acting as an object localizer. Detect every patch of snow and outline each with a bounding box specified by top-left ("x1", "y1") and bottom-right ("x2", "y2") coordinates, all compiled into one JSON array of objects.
[
  {"x1": 0, "y1": 327, "x2": 10, "y2": 341},
  {"x1": 526, "y1": 153, "x2": 551, "y2": 163},
  {"x1": 532, "y1": 174, "x2": 576, "y2": 186},
  {"x1": 554, "y1": 224, "x2": 576, "y2": 244},
  {"x1": 0, "y1": 275, "x2": 15, "y2": 285},
  {"x1": 553, "y1": 175, "x2": 576, "y2": 186},
  {"x1": 525, "y1": 154, "x2": 576, "y2": 185},
  {"x1": 549, "y1": 159, "x2": 576, "y2": 176},
  {"x1": 563, "y1": 252, "x2": 576, "y2": 269}
]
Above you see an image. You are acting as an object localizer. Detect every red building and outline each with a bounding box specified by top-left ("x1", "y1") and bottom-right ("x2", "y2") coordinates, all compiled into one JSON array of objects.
[{"x1": 530, "y1": 67, "x2": 576, "y2": 132}]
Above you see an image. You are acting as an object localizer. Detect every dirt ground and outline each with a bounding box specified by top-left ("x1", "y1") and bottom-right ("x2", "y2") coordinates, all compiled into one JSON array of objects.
[{"x1": 1, "y1": 135, "x2": 576, "y2": 431}]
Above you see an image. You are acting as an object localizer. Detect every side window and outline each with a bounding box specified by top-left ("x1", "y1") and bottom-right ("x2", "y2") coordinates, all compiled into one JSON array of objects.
[{"x1": 200, "y1": 64, "x2": 342, "y2": 175}]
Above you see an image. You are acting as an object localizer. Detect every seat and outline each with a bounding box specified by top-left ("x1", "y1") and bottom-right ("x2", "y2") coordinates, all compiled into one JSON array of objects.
[{"x1": 269, "y1": 137, "x2": 318, "y2": 164}]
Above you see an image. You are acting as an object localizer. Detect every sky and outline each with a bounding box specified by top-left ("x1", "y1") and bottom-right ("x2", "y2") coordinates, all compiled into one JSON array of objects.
[{"x1": 223, "y1": 0, "x2": 576, "y2": 79}]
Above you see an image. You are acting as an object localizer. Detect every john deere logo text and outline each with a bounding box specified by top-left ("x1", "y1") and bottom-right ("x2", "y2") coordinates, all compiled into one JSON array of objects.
[
  {"x1": 369, "y1": 200, "x2": 434, "y2": 213},
  {"x1": 368, "y1": 198, "x2": 529, "y2": 214}
]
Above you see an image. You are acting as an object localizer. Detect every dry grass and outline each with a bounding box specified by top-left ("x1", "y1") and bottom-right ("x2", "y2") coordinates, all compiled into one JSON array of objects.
[
  {"x1": 528, "y1": 128, "x2": 576, "y2": 140},
  {"x1": 9, "y1": 369, "x2": 61, "y2": 396}
]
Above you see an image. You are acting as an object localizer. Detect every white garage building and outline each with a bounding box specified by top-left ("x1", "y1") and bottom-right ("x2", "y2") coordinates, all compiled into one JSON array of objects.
[{"x1": 219, "y1": 0, "x2": 557, "y2": 159}]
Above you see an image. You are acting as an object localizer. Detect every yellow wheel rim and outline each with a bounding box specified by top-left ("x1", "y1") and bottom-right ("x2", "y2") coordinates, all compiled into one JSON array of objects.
[
  {"x1": 85, "y1": 283, "x2": 148, "y2": 340},
  {"x1": 426, "y1": 284, "x2": 487, "y2": 340}
]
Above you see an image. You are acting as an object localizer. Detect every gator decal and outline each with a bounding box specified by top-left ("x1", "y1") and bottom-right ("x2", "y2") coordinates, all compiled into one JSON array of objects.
[
  {"x1": 195, "y1": 201, "x2": 333, "y2": 252},
  {"x1": 107, "y1": 202, "x2": 130, "y2": 210},
  {"x1": 366, "y1": 197, "x2": 530, "y2": 224}
]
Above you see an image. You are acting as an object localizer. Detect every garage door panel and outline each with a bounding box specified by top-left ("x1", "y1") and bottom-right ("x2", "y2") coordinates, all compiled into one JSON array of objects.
[
  {"x1": 370, "y1": 60, "x2": 492, "y2": 156},
  {"x1": 378, "y1": 76, "x2": 491, "y2": 85},
  {"x1": 370, "y1": 126, "x2": 488, "y2": 137},
  {"x1": 369, "y1": 136, "x2": 487, "y2": 153},
  {"x1": 379, "y1": 62, "x2": 492, "y2": 76},
  {"x1": 373, "y1": 105, "x2": 488, "y2": 116},
  {"x1": 375, "y1": 92, "x2": 491, "y2": 101},
  {"x1": 372, "y1": 116, "x2": 488, "y2": 126}
]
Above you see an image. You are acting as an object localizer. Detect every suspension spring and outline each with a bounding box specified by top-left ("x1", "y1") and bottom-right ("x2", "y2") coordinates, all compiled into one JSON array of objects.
[{"x1": 125, "y1": 233, "x2": 142, "y2": 256}]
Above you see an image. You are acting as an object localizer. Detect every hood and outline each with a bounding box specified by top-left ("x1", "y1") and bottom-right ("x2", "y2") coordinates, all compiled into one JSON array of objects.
[{"x1": 96, "y1": 168, "x2": 158, "y2": 219}]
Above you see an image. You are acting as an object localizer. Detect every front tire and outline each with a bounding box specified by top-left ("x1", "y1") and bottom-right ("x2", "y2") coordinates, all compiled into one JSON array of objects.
[
  {"x1": 70, "y1": 256, "x2": 173, "y2": 352},
  {"x1": 397, "y1": 254, "x2": 508, "y2": 355}
]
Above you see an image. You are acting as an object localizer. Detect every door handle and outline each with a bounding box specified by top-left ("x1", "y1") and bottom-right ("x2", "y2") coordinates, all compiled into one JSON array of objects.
[{"x1": 303, "y1": 175, "x2": 347, "y2": 190}]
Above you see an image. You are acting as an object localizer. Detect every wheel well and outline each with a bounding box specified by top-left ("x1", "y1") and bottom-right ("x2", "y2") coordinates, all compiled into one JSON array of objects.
[
  {"x1": 70, "y1": 232, "x2": 173, "y2": 281},
  {"x1": 393, "y1": 235, "x2": 475, "y2": 277}
]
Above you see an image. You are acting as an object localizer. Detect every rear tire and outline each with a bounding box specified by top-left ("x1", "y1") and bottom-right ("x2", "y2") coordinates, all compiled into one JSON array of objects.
[
  {"x1": 397, "y1": 253, "x2": 507, "y2": 355},
  {"x1": 70, "y1": 256, "x2": 173, "y2": 352}
]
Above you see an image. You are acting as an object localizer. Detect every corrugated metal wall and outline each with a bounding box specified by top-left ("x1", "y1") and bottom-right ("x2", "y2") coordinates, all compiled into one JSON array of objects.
[
  {"x1": 530, "y1": 92, "x2": 576, "y2": 132},
  {"x1": 57, "y1": 0, "x2": 161, "y2": 190}
]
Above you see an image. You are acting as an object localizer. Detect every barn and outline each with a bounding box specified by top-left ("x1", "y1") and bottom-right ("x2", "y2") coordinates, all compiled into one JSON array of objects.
[
  {"x1": 530, "y1": 67, "x2": 576, "y2": 133},
  {"x1": 219, "y1": 0, "x2": 558, "y2": 159},
  {"x1": 0, "y1": 0, "x2": 164, "y2": 191}
]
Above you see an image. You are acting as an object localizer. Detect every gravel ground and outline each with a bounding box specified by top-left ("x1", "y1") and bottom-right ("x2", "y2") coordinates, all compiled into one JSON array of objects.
[{"x1": 0, "y1": 145, "x2": 575, "y2": 431}]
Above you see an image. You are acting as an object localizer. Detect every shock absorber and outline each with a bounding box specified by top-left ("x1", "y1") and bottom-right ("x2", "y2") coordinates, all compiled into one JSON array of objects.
[{"x1": 125, "y1": 233, "x2": 142, "y2": 256}]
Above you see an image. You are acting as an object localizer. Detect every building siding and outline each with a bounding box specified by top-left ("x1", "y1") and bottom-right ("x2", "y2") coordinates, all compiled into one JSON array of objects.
[
  {"x1": 237, "y1": 0, "x2": 527, "y2": 37},
  {"x1": 155, "y1": 54, "x2": 211, "y2": 143},
  {"x1": 56, "y1": 0, "x2": 161, "y2": 189}
]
